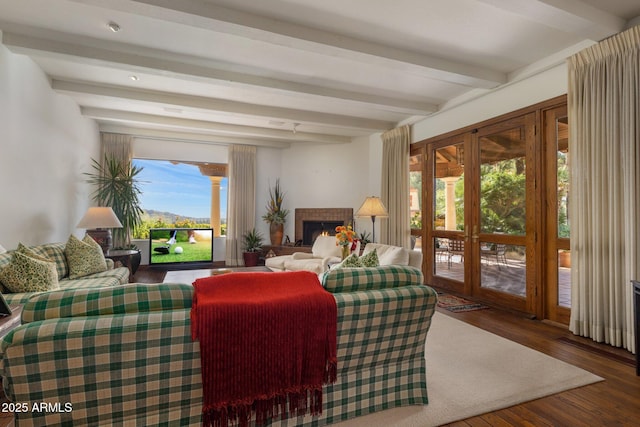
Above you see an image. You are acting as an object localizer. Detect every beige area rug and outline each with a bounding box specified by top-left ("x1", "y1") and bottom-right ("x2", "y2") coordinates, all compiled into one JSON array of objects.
[{"x1": 336, "y1": 311, "x2": 603, "y2": 427}]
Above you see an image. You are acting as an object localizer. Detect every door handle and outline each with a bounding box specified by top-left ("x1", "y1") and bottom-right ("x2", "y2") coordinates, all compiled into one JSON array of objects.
[{"x1": 472, "y1": 225, "x2": 479, "y2": 241}]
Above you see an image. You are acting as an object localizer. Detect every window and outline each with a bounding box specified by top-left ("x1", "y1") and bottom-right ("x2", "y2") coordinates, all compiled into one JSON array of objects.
[{"x1": 131, "y1": 159, "x2": 227, "y2": 238}]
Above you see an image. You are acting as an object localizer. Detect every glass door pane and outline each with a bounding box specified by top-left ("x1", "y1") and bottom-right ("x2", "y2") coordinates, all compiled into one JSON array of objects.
[
  {"x1": 432, "y1": 140, "x2": 466, "y2": 287},
  {"x1": 410, "y1": 154, "x2": 423, "y2": 253},
  {"x1": 434, "y1": 142, "x2": 464, "y2": 232},
  {"x1": 478, "y1": 128, "x2": 527, "y2": 297},
  {"x1": 480, "y1": 242, "x2": 526, "y2": 296},
  {"x1": 556, "y1": 116, "x2": 571, "y2": 308}
]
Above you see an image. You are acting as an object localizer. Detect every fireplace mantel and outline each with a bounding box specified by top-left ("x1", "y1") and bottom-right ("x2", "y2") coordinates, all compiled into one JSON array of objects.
[{"x1": 295, "y1": 208, "x2": 354, "y2": 243}]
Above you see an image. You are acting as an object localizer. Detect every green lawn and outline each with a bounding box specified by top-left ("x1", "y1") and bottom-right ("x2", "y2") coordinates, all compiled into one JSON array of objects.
[{"x1": 150, "y1": 240, "x2": 212, "y2": 263}]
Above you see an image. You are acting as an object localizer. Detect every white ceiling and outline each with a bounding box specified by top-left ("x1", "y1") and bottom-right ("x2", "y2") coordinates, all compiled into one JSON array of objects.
[{"x1": 1, "y1": 0, "x2": 639, "y2": 148}]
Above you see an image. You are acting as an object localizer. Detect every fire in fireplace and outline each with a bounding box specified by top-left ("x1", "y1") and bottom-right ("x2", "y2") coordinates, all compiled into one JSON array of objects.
[{"x1": 302, "y1": 221, "x2": 343, "y2": 246}]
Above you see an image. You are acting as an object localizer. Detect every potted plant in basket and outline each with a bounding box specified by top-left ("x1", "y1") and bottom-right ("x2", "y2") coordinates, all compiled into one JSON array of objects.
[
  {"x1": 84, "y1": 155, "x2": 144, "y2": 273},
  {"x1": 262, "y1": 179, "x2": 289, "y2": 245},
  {"x1": 242, "y1": 228, "x2": 264, "y2": 267}
]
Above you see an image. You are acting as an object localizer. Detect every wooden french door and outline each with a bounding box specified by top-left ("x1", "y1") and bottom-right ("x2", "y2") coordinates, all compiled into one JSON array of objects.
[
  {"x1": 543, "y1": 105, "x2": 571, "y2": 324},
  {"x1": 424, "y1": 113, "x2": 539, "y2": 315},
  {"x1": 415, "y1": 96, "x2": 571, "y2": 320},
  {"x1": 469, "y1": 113, "x2": 538, "y2": 314},
  {"x1": 423, "y1": 134, "x2": 470, "y2": 297}
]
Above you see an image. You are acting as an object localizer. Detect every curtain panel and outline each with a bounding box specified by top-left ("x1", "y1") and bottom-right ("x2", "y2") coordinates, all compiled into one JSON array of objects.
[
  {"x1": 380, "y1": 125, "x2": 411, "y2": 248},
  {"x1": 100, "y1": 132, "x2": 132, "y2": 165},
  {"x1": 568, "y1": 25, "x2": 640, "y2": 353},
  {"x1": 225, "y1": 145, "x2": 256, "y2": 266}
]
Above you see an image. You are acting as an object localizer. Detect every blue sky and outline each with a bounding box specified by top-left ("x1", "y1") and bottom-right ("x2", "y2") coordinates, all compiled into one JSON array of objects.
[{"x1": 133, "y1": 159, "x2": 227, "y2": 220}]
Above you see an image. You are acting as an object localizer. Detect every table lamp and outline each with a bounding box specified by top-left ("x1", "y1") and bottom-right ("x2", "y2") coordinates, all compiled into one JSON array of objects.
[
  {"x1": 77, "y1": 207, "x2": 123, "y2": 253},
  {"x1": 355, "y1": 196, "x2": 388, "y2": 243}
]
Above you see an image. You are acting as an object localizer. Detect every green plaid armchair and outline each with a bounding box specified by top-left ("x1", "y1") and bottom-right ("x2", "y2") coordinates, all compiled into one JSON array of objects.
[{"x1": 1, "y1": 267, "x2": 437, "y2": 426}]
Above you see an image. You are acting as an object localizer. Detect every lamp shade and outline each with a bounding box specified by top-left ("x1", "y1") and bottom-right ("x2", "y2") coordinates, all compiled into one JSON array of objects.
[
  {"x1": 0, "y1": 243, "x2": 6, "y2": 254},
  {"x1": 356, "y1": 196, "x2": 389, "y2": 218},
  {"x1": 77, "y1": 207, "x2": 123, "y2": 229}
]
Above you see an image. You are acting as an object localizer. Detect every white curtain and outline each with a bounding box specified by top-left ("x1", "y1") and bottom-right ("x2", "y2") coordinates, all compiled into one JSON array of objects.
[
  {"x1": 225, "y1": 145, "x2": 256, "y2": 266},
  {"x1": 568, "y1": 25, "x2": 640, "y2": 353},
  {"x1": 380, "y1": 125, "x2": 411, "y2": 247},
  {"x1": 100, "y1": 132, "x2": 132, "y2": 165}
]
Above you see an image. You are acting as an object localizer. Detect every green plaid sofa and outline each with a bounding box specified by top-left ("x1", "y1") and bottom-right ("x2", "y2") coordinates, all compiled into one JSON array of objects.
[
  {"x1": 0, "y1": 242, "x2": 129, "y2": 305},
  {"x1": 0, "y1": 266, "x2": 437, "y2": 426}
]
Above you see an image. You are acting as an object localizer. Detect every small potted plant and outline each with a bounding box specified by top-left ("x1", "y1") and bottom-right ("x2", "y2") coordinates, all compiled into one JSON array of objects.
[
  {"x1": 358, "y1": 231, "x2": 371, "y2": 249},
  {"x1": 242, "y1": 228, "x2": 264, "y2": 267}
]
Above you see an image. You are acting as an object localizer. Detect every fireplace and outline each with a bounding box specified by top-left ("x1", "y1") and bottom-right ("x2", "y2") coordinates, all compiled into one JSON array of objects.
[
  {"x1": 295, "y1": 208, "x2": 354, "y2": 245},
  {"x1": 302, "y1": 221, "x2": 343, "y2": 246}
]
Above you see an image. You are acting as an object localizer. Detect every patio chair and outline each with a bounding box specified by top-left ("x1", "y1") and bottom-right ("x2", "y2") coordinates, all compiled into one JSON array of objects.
[
  {"x1": 447, "y1": 238, "x2": 464, "y2": 268},
  {"x1": 481, "y1": 244, "x2": 508, "y2": 270}
]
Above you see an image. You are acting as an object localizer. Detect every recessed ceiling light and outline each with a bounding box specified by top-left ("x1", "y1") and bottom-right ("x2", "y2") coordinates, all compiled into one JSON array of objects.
[
  {"x1": 129, "y1": 75, "x2": 139, "y2": 81},
  {"x1": 108, "y1": 22, "x2": 121, "y2": 33}
]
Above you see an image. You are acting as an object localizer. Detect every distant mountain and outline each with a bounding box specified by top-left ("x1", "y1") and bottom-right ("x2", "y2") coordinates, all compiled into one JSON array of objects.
[{"x1": 143, "y1": 209, "x2": 213, "y2": 224}]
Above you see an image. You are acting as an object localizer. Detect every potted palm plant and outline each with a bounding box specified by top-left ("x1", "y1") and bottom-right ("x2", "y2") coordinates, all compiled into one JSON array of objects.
[
  {"x1": 84, "y1": 155, "x2": 144, "y2": 272},
  {"x1": 262, "y1": 179, "x2": 289, "y2": 245},
  {"x1": 242, "y1": 228, "x2": 264, "y2": 267}
]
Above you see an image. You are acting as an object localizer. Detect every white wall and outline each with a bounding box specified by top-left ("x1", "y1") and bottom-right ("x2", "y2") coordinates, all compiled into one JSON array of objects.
[
  {"x1": 255, "y1": 146, "x2": 283, "y2": 239},
  {"x1": 0, "y1": 44, "x2": 100, "y2": 250},
  {"x1": 279, "y1": 136, "x2": 382, "y2": 240},
  {"x1": 413, "y1": 64, "x2": 567, "y2": 142}
]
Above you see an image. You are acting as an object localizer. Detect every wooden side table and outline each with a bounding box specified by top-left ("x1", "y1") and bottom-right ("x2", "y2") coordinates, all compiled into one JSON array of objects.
[{"x1": 105, "y1": 249, "x2": 140, "y2": 282}]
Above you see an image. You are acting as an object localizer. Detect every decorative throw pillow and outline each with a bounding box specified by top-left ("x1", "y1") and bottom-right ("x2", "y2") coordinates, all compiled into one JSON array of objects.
[
  {"x1": 0, "y1": 250, "x2": 59, "y2": 293},
  {"x1": 359, "y1": 248, "x2": 379, "y2": 267},
  {"x1": 376, "y1": 245, "x2": 409, "y2": 266},
  {"x1": 65, "y1": 234, "x2": 108, "y2": 279},
  {"x1": 17, "y1": 243, "x2": 51, "y2": 262},
  {"x1": 332, "y1": 253, "x2": 363, "y2": 269}
]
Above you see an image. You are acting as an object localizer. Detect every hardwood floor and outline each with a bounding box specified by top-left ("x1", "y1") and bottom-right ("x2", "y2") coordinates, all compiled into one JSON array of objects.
[
  {"x1": 2, "y1": 266, "x2": 638, "y2": 426},
  {"x1": 431, "y1": 293, "x2": 640, "y2": 426}
]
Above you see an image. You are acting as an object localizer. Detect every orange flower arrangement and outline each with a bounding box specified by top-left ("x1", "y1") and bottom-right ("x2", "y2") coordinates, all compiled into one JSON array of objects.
[
  {"x1": 335, "y1": 225, "x2": 357, "y2": 248},
  {"x1": 335, "y1": 224, "x2": 357, "y2": 259}
]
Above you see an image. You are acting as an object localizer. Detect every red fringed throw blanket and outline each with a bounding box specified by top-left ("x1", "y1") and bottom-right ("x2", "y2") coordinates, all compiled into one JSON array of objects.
[{"x1": 191, "y1": 271, "x2": 337, "y2": 427}]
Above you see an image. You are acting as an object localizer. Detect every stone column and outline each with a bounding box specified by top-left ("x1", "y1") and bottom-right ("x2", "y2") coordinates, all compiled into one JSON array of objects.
[
  {"x1": 209, "y1": 176, "x2": 223, "y2": 237},
  {"x1": 196, "y1": 163, "x2": 227, "y2": 237},
  {"x1": 440, "y1": 176, "x2": 460, "y2": 231}
]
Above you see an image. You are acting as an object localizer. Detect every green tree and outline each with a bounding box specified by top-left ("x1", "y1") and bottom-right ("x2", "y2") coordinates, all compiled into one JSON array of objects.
[
  {"x1": 557, "y1": 151, "x2": 570, "y2": 238},
  {"x1": 84, "y1": 155, "x2": 144, "y2": 248},
  {"x1": 480, "y1": 161, "x2": 526, "y2": 234}
]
